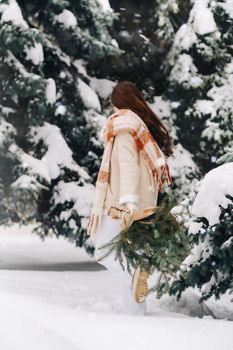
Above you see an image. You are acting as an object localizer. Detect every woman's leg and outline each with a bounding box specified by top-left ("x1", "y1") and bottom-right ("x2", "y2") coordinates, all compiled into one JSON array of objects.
[
  {"x1": 91, "y1": 214, "x2": 146, "y2": 315},
  {"x1": 92, "y1": 215, "x2": 132, "y2": 282}
]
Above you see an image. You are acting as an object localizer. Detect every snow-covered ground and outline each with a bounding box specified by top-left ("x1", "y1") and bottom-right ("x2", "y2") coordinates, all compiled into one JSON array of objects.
[{"x1": 0, "y1": 224, "x2": 232, "y2": 350}]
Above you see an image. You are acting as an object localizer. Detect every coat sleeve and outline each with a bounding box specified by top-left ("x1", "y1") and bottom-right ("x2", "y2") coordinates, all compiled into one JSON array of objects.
[{"x1": 115, "y1": 131, "x2": 140, "y2": 205}]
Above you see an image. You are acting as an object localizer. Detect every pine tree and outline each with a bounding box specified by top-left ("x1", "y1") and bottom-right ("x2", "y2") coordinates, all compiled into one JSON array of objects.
[
  {"x1": 169, "y1": 162, "x2": 233, "y2": 301},
  {"x1": 0, "y1": 0, "x2": 120, "y2": 249},
  {"x1": 163, "y1": 0, "x2": 233, "y2": 174}
]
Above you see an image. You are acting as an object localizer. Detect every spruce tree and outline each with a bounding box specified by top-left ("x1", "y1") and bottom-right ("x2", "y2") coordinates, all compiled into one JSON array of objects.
[
  {"x1": 0, "y1": 0, "x2": 120, "y2": 249},
  {"x1": 96, "y1": 0, "x2": 192, "y2": 98},
  {"x1": 163, "y1": 0, "x2": 233, "y2": 174}
]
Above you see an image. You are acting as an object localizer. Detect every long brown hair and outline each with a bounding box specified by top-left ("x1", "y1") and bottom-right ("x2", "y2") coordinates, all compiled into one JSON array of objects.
[{"x1": 110, "y1": 81, "x2": 175, "y2": 157}]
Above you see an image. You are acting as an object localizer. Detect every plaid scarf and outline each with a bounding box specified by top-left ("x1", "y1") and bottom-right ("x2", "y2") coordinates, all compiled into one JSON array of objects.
[{"x1": 87, "y1": 109, "x2": 173, "y2": 236}]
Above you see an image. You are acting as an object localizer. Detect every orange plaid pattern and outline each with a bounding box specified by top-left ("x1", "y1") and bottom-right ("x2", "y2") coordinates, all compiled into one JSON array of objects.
[{"x1": 97, "y1": 170, "x2": 109, "y2": 183}]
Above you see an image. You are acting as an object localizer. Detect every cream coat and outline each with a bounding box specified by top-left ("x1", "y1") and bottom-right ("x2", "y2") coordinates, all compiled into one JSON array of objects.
[{"x1": 102, "y1": 128, "x2": 159, "y2": 215}]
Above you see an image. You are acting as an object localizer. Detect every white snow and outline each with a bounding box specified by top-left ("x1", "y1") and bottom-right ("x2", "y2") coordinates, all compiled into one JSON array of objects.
[
  {"x1": 150, "y1": 96, "x2": 178, "y2": 141},
  {"x1": 188, "y1": 221, "x2": 205, "y2": 235},
  {"x1": 167, "y1": 143, "x2": 199, "y2": 200},
  {"x1": 26, "y1": 122, "x2": 92, "y2": 230},
  {"x1": 165, "y1": 23, "x2": 197, "y2": 69},
  {"x1": 32, "y1": 122, "x2": 89, "y2": 181},
  {"x1": 166, "y1": 0, "x2": 219, "y2": 73},
  {"x1": 219, "y1": 0, "x2": 233, "y2": 18},
  {"x1": 139, "y1": 33, "x2": 150, "y2": 42},
  {"x1": 9, "y1": 143, "x2": 51, "y2": 184},
  {"x1": 83, "y1": 109, "x2": 107, "y2": 136},
  {"x1": 55, "y1": 105, "x2": 67, "y2": 116},
  {"x1": 207, "y1": 74, "x2": 233, "y2": 115},
  {"x1": 10, "y1": 174, "x2": 46, "y2": 196},
  {"x1": 221, "y1": 236, "x2": 233, "y2": 249},
  {"x1": 191, "y1": 162, "x2": 233, "y2": 226},
  {"x1": 151, "y1": 96, "x2": 200, "y2": 201},
  {"x1": 7, "y1": 51, "x2": 40, "y2": 80},
  {"x1": 111, "y1": 38, "x2": 119, "y2": 48},
  {"x1": 97, "y1": 0, "x2": 113, "y2": 12},
  {"x1": 0, "y1": 225, "x2": 232, "y2": 350},
  {"x1": 89, "y1": 77, "x2": 116, "y2": 100},
  {"x1": 168, "y1": 143, "x2": 197, "y2": 178},
  {"x1": 151, "y1": 96, "x2": 171, "y2": 117},
  {"x1": 225, "y1": 60, "x2": 233, "y2": 74},
  {"x1": 73, "y1": 59, "x2": 88, "y2": 76},
  {"x1": 0, "y1": 119, "x2": 16, "y2": 144},
  {"x1": 46, "y1": 78, "x2": 56, "y2": 104},
  {"x1": 181, "y1": 236, "x2": 214, "y2": 284},
  {"x1": 53, "y1": 181, "x2": 94, "y2": 220},
  {"x1": 0, "y1": 0, "x2": 28, "y2": 29},
  {"x1": 54, "y1": 9, "x2": 77, "y2": 28},
  {"x1": 201, "y1": 120, "x2": 226, "y2": 142},
  {"x1": 78, "y1": 78, "x2": 101, "y2": 112},
  {"x1": 197, "y1": 73, "x2": 233, "y2": 144},
  {"x1": 169, "y1": 54, "x2": 203, "y2": 88},
  {"x1": 59, "y1": 71, "x2": 66, "y2": 79},
  {"x1": 172, "y1": 23, "x2": 197, "y2": 52},
  {"x1": 190, "y1": 0, "x2": 217, "y2": 35},
  {"x1": 193, "y1": 99, "x2": 216, "y2": 117},
  {"x1": 120, "y1": 30, "x2": 131, "y2": 39},
  {"x1": 24, "y1": 42, "x2": 44, "y2": 65},
  {"x1": 0, "y1": 104, "x2": 15, "y2": 116}
]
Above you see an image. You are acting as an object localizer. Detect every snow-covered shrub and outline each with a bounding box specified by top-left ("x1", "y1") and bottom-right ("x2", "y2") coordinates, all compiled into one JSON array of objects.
[{"x1": 170, "y1": 162, "x2": 233, "y2": 301}]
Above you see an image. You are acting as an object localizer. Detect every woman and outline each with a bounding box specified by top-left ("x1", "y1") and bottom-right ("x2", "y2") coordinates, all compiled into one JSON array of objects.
[{"x1": 87, "y1": 81, "x2": 175, "y2": 315}]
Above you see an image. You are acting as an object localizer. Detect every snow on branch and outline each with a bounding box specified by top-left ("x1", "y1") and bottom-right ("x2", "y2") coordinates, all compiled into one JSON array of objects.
[
  {"x1": 8, "y1": 143, "x2": 51, "y2": 184},
  {"x1": 190, "y1": 163, "x2": 233, "y2": 226},
  {"x1": 190, "y1": 0, "x2": 217, "y2": 35},
  {"x1": 0, "y1": 0, "x2": 28, "y2": 29},
  {"x1": 78, "y1": 78, "x2": 101, "y2": 112},
  {"x1": 32, "y1": 122, "x2": 90, "y2": 181},
  {"x1": 96, "y1": 0, "x2": 113, "y2": 12},
  {"x1": 53, "y1": 180, "x2": 94, "y2": 219},
  {"x1": 54, "y1": 9, "x2": 77, "y2": 29}
]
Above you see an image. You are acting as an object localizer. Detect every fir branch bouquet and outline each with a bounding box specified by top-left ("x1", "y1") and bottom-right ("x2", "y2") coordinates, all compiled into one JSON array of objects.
[{"x1": 98, "y1": 197, "x2": 190, "y2": 297}]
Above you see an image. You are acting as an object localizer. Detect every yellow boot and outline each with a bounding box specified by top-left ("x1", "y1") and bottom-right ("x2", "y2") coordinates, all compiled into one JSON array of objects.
[{"x1": 132, "y1": 266, "x2": 149, "y2": 303}]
